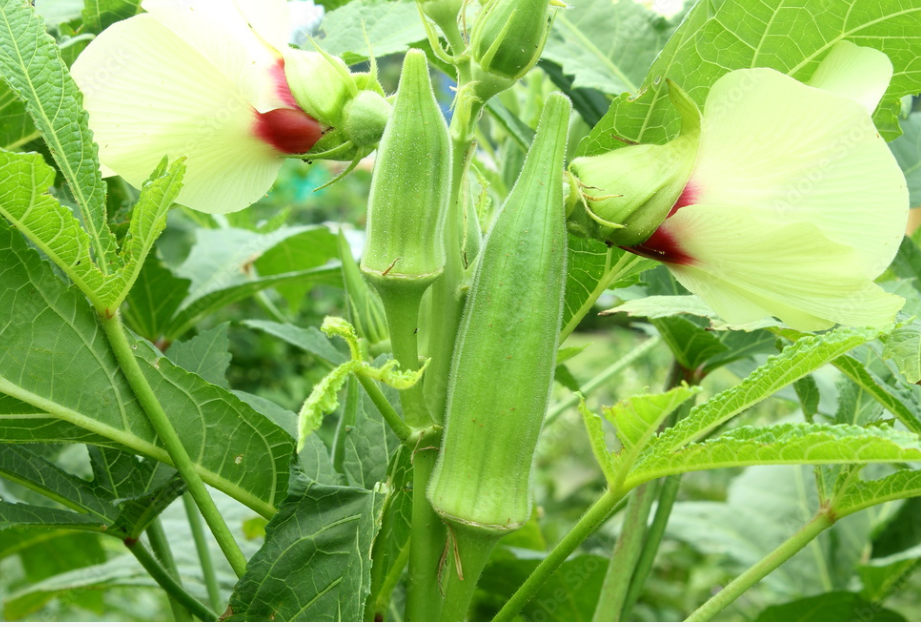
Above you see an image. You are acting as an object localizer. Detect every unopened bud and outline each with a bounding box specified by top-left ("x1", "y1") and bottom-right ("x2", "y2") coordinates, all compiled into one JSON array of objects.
[
  {"x1": 284, "y1": 49, "x2": 356, "y2": 127},
  {"x1": 343, "y1": 91, "x2": 392, "y2": 149},
  {"x1": 567, "y1": 81, "x2": 701, "y2": 247},
  {"x1": 470, "y1": 0, "x2": 555, "y2": 81}
]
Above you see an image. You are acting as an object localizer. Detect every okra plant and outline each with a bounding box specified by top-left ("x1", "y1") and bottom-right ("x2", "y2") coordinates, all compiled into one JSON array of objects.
[{"x1": 3, "y1": 0, "x2": 921, "y2": 622}]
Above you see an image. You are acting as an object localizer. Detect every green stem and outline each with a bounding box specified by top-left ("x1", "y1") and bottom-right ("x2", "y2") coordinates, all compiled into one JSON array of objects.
[
  {"x1": 685, "y1": 513, "x2": 835, "y2": 622},
  {"x1": 592, "y1": 482, "x2": 659, "y2": 621},
  {"x1": 406, "y1": 431, "x2": 448, "y2": 621},
  {"x1": 127, "y1": 540, "x2": 218, "y2": 622},
  {"x1": 545, "y1": 336, "x2": 661, "y2": 426},
  {"x1": 621, "y1": 475, "x2": 682, "y2": 619},
  {"x1": 100, "y1": 313, "x2": 248, "y2": 578},
  {"x1": 356, "y1": 373, "x2": 414, "y2": 442},
  {"x1": 147, "y1": 518, "x2": 193, "y2": 622},
  {"x1": 379, "y1": 285, "x2": 431, "y2": 429},
  {"x1": 440, "y1": 525, "x2": 501, "y2": 621},
  {"x1": 493, "y1": 489, "x2": 625, "y2": 621},
  {"x1": 183, "y1": 492, "x2": 223, "y2": 611}
]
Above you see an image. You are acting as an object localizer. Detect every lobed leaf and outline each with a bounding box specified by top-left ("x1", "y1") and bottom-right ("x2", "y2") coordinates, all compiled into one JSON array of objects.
[
  {"x1": 0, "y1": 0, "x2": 114, "y2": 265},
  {"x1": 627, "y1": 423, "x2": 921, "y2": 490}
]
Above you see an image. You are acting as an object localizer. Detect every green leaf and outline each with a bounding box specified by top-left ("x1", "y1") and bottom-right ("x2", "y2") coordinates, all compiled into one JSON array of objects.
[
  {"x1": 122, "y1": 255, "x2": 191, "y2": 341},
  {"x1": 81, "y1": 0, "x2": 141, "y2": 33},
  {"x1": 0, "y1": 225, "x2": 293, "y2": 518},
  {"x1": 580, "y1": 0, "x2": 921, "y2": 159},
  {"x1": 475, "y1": 553, "x2": 608, "y2": 622},
  {"x1": 652, "y1": 326, "x2": 880, "y2": 455},
  {"x1": 794, "y1": 375, "x2": 821, "y2": 422},
  {"x1": 756, "y1": 591, "x2": 906, "y2": 622},
  {"x1": 627, "y1": 423, "x2": 921, "y2": 489},
  {"x1": 0, "y1": 444, "x2": 118, "y2": 522},
  {"x1": 340, "y1": 366, "x2": 401, "y2": 490},
  {"x1": 836, "y1": 470, "x2": 921, "y2": 517},
  {"x1": 872, "y1": 496, "x2": 921, "y2": 559},
  {"x1": 561, "y1": 235, "x2": 655, "y2": 338},
  {"x1": 890, "y1": 111, "x2": 921, "y2": 207},
  {"x1": 0, "y1": 502, "x2": 107, "y2": 532},
  {"x1": 0, "y1": 394, "x2": 112, "y2": 445},
  {"x1": 165, "y1": 323, "x2": 232, "y2": 388},
  {"x1": 0, "y1": 152, "x2": 184, "y2": 312},
  {"x1": 883, "y1": 321, "x2": 921, "y2": 384},
  {"x1": 652, "y1": 316, "x2": 728, "y2": 375},
  {"x1": 891, "y1": 236, "x2": 921, "y2": 285},
  {"x1": 242, "y1": 320, "x2": 347, "y2": 369},
  {"x1": 0, "y1": 0, "x2": 114, "y2": 265},
  {"x1": 315, "y1": 0, "x2": 426, "y2": 65},
  {"x1": 251, "y1": 226, "x2": 340, "y2": 308},
  {"x1": 109, "y1": 474, "x2": 186, "y2": 540},
  {"x1": 542, "y1": 0, "x2": 675, "y2": 95},
  {"x1": 0, "y1": 81, "x2": 38, "y2": 150},
  {"x1": 226, "y1": 477, "x2": 384, "y2": 621},
  {"x1": 831, "y1": 353, "x2": 921, "y2": 435}
]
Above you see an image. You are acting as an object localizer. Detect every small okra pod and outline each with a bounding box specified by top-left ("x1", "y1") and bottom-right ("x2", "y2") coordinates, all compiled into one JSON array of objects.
[
  {"x1": 428, "y1": 93, "x2": 572, "y2": 533},
  {"x1": 360, "y1": 49, "x2": 451, "y2": 299}
]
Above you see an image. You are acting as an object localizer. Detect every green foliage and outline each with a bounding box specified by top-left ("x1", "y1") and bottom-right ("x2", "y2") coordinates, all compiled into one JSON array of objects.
[
  {"x1": 890, "y1": 111, "x2": 921, "y2": 206},
  {"x1": 0, "y1": 0, "x2": 114, "y2": 266},
  {"x1": 226, "y1": 475, "x2": 384, "y2": 621},
  {"x1": 315, "y1": 0, "x2": 426, "y2": 65},
  {"x1": 165, "y1": 323, "x2": 233, "y2": 388},
  {"x1": 81, "y1": 0, "x2": 141, "y2": 33},
  {"x1": 0, "y1": 81, "x2": 38, "y2": 150},
  {"x1": 581, "y1": 0, "x2": 921, "y2": 159},
  {"x1": 0, "y1": 225, "x2": 293, "y2": 517},
  {"x1": 756, "y1": 591, "x2": 907, "y2": 621}
]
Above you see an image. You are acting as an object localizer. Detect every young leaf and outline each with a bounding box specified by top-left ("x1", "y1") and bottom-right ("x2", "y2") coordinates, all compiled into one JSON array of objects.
[
  {"x1": 0, "y1": 0, "x2": 114, "y2": 266},
  {"x1": 651, "y1": 326, "x2": 880, "y2": 455},
  {"x1": 226, "y1": 477, "x2": 384, "y2": 621},
  {"x1": 627, "y1": 423, "x2": 921, "y2": 490}
]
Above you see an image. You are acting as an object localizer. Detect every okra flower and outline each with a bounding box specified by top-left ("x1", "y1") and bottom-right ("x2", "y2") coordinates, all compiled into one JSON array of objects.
[
  {"x1": 571, "y1": 42, "x2": 909, "y2": 332},
  {"x1": 73, "y1": 0, "x2": 385, "y2": 214}
]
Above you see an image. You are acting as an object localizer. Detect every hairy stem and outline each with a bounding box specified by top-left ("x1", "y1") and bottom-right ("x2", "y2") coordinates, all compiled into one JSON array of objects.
[
  {"x1": 493, "y1": 489, "x2": 625, "y2": 621},
  {"x1": 182, "y1": 492, "x2": 223, "y2": 611},
  {"x1": 127, "y1": 539, "x2": 218, "y2": 622},
  {"x1": 685, "y1": 513, "x2": 835, "y2": 622},
  {"x1": 440, "y1": 525, "x2": 501, "y2": 621},
  {"x1": 356, "y1": 372, "x2": 414, "y2": 442},
  {"x1": 147, "y1": 518, "x2": 193, "y2": 622},
  {"x1": 100, "y1": 313, "x2": 248, "y2": 578},
  {"x1": 406, "y1": 431, "x2": 448, "y2": 621},
  {"x1": 592, "y1": 482, "x2": 659, "y2": 621}
]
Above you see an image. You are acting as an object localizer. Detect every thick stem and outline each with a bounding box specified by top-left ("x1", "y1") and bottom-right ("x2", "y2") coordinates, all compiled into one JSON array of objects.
[
  {"x1": 183, "y1": 492, "x2": 223, "y2": 611},
  {"x1": 592, "y1": 482, "x2": 659, "y2": 621},
  {"x1": 406, "y1": 431, "x2": 448, "y2": 621},
  {"x1": 440, "y1": 524, "x2": 501, "y2": 621},
  {"x1": 147, "y1": 518, "x2": 193, "y2": 622},
  {"x1": 685, "y1": 513, "x2": 835, "y2": 622},
  {"x1": 127, "y1": 540, "x2": 218, "y2": 622},
  {"x1": 621, "y1": 475, "x2": 682, "y2": 619},
  {"x1": 100, "y1": 313, "x2": 248, "y2": 578},
  {"x1": 493, "y1": 489, "x2": 625, "y2": 621}
]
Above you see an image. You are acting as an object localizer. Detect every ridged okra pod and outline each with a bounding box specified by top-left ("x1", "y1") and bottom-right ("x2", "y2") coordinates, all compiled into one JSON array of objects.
[
  {"x1": 428, "y1": 93, "x2": 572, "y2": 532},
  {"x1": 360, "y1": 49, "x2": 451, "y2": 429},
  {"x1": 360, "y1": 49, "x2": 450, "y2": 297}
]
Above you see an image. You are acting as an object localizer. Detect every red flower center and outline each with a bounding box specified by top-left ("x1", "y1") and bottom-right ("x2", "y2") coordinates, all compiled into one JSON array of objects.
[{"x1": 253, "y1": 58, "x2": 323, "y2": 155}]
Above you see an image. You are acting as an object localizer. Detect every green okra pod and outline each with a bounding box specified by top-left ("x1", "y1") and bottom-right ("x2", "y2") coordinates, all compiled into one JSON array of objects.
[
  {"x1": 360, "y1": 49, "x2": 451, "y2": 297},
  {"x1": 428, "y1": 93, "x2": 572, "y2": 532}
]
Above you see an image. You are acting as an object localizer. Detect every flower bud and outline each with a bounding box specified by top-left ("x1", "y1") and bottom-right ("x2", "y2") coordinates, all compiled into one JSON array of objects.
[
  {"x1": 360, "y1": 49, "x2": 451, "y2": 294},
  {"x1": 284, "y1": 49, "x2": 356, "y2": 128},
  {"x1": 342, "y1": 90, "x2": 392, "y2": 150},
  {"x1": 470, "y1": 0, "x2": 555, "y2": 81},
  {"x1": 567, "y1": 81, "x2": 701, "y2": 247},
  {"x1": 418, "y1": 0, "x2": 463, "y2": 26}
]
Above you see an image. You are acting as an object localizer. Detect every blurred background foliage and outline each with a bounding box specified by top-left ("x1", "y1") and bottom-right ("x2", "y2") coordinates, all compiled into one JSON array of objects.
[{"x1": 3, "y1": 0, "x2": 921, "y2": 621}]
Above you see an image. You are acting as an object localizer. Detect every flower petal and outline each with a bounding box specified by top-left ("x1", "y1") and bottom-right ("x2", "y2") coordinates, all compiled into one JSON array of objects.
[
  {"x1": 808, "y1": 41, "x2": 893, "y2": 114},
  {"x1": 661, "y1": 205, "x2": 905, "y2": 331},
  {"x1": 72, "y1": 14, "x2": 281, "y2": 214},
  {"x1": 141, "y1": 0, "x2": 291, "y2": 112},
  {"x1": 689, "y1": 68, "x2": 908, "y2": 277}
]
